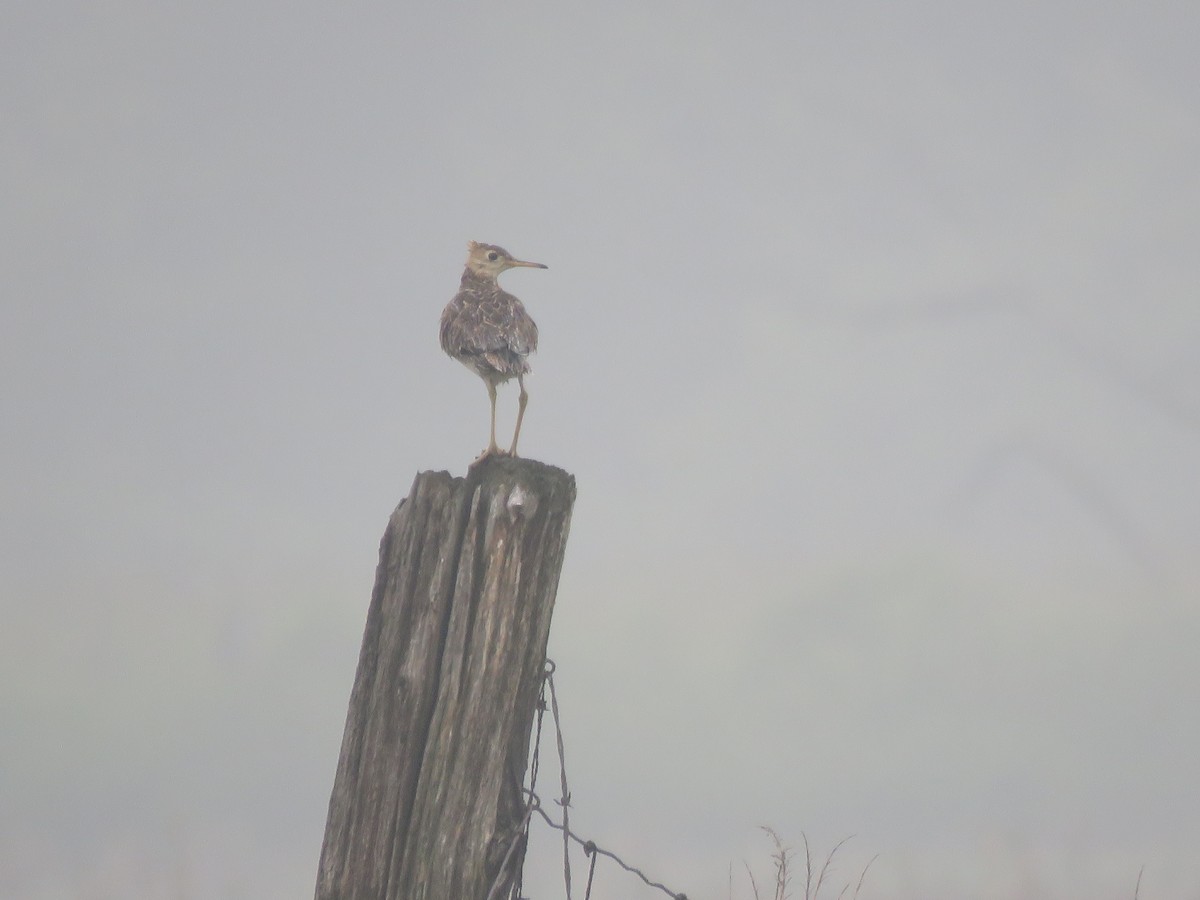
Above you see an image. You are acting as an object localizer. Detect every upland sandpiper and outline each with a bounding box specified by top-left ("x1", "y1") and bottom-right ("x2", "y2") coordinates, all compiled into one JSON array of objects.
[{"x1": 440, "y1": 241, "x2": 547, "y2": 458}]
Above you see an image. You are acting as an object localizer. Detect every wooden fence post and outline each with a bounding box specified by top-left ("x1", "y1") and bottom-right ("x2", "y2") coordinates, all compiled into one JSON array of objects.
[{"x1": 315, "y1": 457, "x2": 577, "y2": 900}]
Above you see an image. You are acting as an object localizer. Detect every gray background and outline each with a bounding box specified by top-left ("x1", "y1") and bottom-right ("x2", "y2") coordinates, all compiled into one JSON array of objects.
[{"x1": 3, "y1": 2, "x2": 1198, "y2": 898}]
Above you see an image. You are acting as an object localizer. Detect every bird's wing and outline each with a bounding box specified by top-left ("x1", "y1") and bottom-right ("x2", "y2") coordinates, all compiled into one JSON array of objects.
[
  {"x1": 441, "y1": 289, "x2": 538, "y2": 357},
  {"x1": 493, "y1": 292, "x2": 538, "y2": 356}
]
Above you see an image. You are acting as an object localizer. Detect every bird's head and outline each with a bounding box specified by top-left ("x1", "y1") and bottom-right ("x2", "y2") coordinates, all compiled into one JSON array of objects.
[{"x1": 464, "y1": 241, "x2": 548, "y2": 280}]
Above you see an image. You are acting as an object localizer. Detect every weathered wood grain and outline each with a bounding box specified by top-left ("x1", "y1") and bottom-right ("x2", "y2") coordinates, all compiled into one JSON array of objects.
[{"x1": 315, "y1": 457, "x2": 576, "y2": 900}]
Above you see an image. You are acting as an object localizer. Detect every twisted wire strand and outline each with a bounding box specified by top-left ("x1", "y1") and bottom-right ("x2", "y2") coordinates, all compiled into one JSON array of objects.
[
  {"x1": 501, "y1": 657, "x2": 687, "y2": 900},
  {"x1": 546, "y1": 665, "x2": 572, "y2": 900},
  {"x1": 525, "y1": 793, "x2": 686, "y2": 900}
]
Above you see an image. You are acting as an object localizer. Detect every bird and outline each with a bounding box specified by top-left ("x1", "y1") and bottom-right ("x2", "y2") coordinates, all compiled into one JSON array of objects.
[{"x1": 440, "y1": 240, "x2": 548, "y2": 459}]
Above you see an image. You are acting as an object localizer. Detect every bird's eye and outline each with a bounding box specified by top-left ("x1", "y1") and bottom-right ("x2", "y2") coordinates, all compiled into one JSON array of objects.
[{"x1": 486, "y1": 251, "x2": 499, "y2": 261}]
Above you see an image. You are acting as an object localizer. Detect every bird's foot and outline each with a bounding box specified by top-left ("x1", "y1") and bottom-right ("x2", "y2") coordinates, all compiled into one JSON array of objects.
[{"x1": 474, "y1": 444, "x2": 509, "y2": 463}]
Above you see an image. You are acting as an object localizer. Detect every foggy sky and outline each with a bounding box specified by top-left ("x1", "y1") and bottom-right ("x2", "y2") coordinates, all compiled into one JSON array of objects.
[{"x1": 3, "y1": 2, "x2": 1199, "y2": 898}]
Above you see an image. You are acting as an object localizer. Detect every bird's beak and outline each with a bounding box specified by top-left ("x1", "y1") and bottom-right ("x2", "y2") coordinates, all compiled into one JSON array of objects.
[{"x1": 506, "y1": 258, "x2": 548, "y2": 270}]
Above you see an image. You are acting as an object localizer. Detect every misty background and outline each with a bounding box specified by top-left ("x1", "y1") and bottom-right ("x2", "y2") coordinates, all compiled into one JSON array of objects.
[{"x1": 3, "y1": 2, "x2": 1198, "y2": 898}]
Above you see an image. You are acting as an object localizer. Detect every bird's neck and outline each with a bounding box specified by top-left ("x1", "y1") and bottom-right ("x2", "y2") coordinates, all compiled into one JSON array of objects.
[{"x1": 460, "y1": 267, "x2": 499, "y2": 289}]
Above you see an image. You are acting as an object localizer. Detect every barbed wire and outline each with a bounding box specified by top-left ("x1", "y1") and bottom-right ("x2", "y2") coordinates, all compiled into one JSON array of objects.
[
  {"x1": 526, "y1": 790, "x2": 687, "y2": 900},
  {"x1": 546, "y1": 660, "x2": 573, "y2": 900},
  {"x1": 506, "y1": 658, "x2": 687, "y2": 900}
]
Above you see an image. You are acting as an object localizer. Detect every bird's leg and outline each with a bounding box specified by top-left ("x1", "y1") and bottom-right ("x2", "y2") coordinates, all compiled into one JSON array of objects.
[
  {"x1": 485, "y1": 379, "x2": 502, "y2": 457},
  {"x1": 508, "y1": 374, "x2": 528, "y2": 457}
]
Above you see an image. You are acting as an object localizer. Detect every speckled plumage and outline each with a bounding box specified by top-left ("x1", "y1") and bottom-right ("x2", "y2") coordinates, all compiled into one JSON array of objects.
[
  {"x1": 440, "y1": 266, "x2": 538, "y2": 381},
  {"x1": 440, "y1": 241, "x2": 547, "y2": 458}
]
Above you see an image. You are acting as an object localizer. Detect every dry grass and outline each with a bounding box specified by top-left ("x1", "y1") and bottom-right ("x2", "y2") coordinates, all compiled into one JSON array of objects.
[
  {"x1": 737, "y1": 827, "x2": 877, "y2": 900},
  {"x1": 732, "y1": 828, "x2": 1154, "y2": 900}
]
